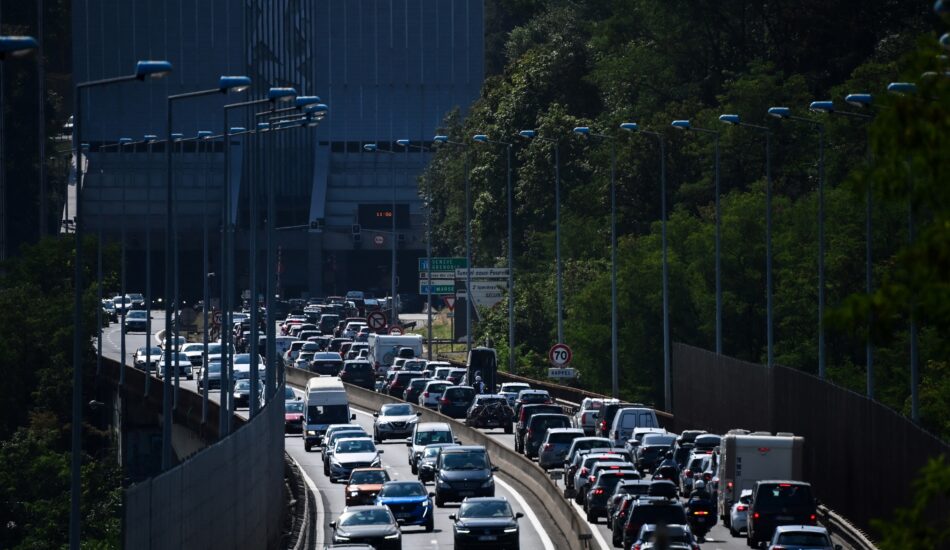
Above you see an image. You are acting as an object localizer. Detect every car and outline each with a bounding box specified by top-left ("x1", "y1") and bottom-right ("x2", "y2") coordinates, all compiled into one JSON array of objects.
[
  {"x1": 622, "y1": 497, "x2": 688, "y2": 550},
  {"x1": 626, "y1": 427, "x2": 669, "y2": 456},
  {"x1": 133, "y1": 345, "x2": 162, "y2": 371},
  {"x1": 285, "y1": 400, "x2": 305, "y2": 433},
  {"x1": 446, "y1": 368, "x2": 467, "y2": 385},
  {"x1": 374, "y1": 480, "x2": 434, "y2": 531},
  {"x1": 180, "y1": 342, "x2": 206, "y2": 368},
  {"x1": 346, "y1": 342, "x2": 370, "y2": 360},
  {"x1": 294, "y1": 352, "x2": 316, "y2": 370},
  {"x1": 438, "y1": 386, "x2": 477, "y2": 419},
  {"x1": 328, "y1": 437, "x2": 384, "y2": 483},
  {"x1": 584, "y1": 469, "x2": 641, "y2": 523},
  {"x1": 406, "y1": 422, "x2": 457, "y2": 474},
  {"x1": 608, "y1": 407, "x2": 660, "y2": 448},
  {"x1": 635, "y1": 432, "x2": 676, "y2": 474},
  {"x1": 729, "y1": 489, "x2": 753, "y2": 536},
  {"x1": 232, "y1": 353, "x2": 266, "y2": 382},
  {"x1": 329, "y1": 505, "x2": 401, "y2": 549},
  {"x1": 322, "y1": 426, "x2": 369, "y2": 471},
  {"x1": 432, "y1": 366, "x2": 453, "y2": 381},
  {"x1": 125, "y1": 309, "x2": 149, "y2": 332},
  {"x1": 311, "y1": 351, "x2": 344, "y2": 375},
  {"x1": 434, "y1": 445, "x2": 497, "y2": 506},
  {"x1": 402, "y1": 377, "x2": 432, "y2": 404},
  {"x1": 386, "y1": 371, "x2": 424, "y2": 398},
  {"x1": 607, "y1": 480, "x2": 651, "y2": 533},
  {"x1": 449, "y1": 497, "x2": 523, "y2": 550},
  {"x1": 373, "y1": 403, "x2": 421, "y2": 442},
  {"x1": 112, "y1": 295, "x2": 132, "y2": 315},
  {"x1": 747, "y1": 481, "x2": 818, "y2": 547},
  {"x1": 767, "y1": 525, "x2": 840, "y2": 550},
  {"x1": 232, "y1": 379, "x2": 263, "y2": 409},
  {"x1": 157, "y1": 352, "x2": 193, "y2": 379},
  {"x1": 594, "y1": 401, "x2": 640, "y2": 438},
  {"x1": 573, "y1": 397, "x2": 606, "y2": 435},
  {"x1": 345, "y1": 468, "x2": 391, "y2": 506},
  {"x1": 632, "y1": 523, "x2": 700, "y2": 550},
  {"x1": 101, "y1": 299, "x2": 117, "y2": 324},
  {"x1": 537, "y1": 427, "x2": 586, "y2": 470},
  {"x1": 419, "y1": 380, "x2": 451, "y2": 409},
  {"x1": 401, "y1": 359, "x2": 426, "y2": 372},
  {"x1": 339, "y1": 360, "x2": 376, "y2": 389},
  {"x1": 465, "y1": 394, "x2": 515, "y2": 432},
  {"x1": 514, "y1": 403, "x2": 563, "y2": 453},
  {"x1": 498, "y1": 382, "x2": 531, "y2": 408},
  {"x1": 522, "y1": 413, "x2": 572, "y2": 458},
  {"x1": 416, "y1": 443, "x2": 458, "y2": 483},
  {"x1": 513, "y1": 389, "x2": 553, "y2": 417},
  {"x1": 692, "y1": 433, "x2": 722, "y2": 453},
  {"x1": 680, "y1": 452, "x2": 710, "y2": 495},
  {"x1": 573, "y1": 453, "x2": 632, "y2": 504},
  {"x1": 127, "y1": 292, "x2": 145, "y2": 309},
  {"x1": 196, "y1": 361, "x2": 223, "y2": 391}
]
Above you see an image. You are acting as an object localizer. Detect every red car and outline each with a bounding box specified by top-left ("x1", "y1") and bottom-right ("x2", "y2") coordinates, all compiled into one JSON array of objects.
[
  {"x1": 344, "y1": 468, "x2": 390, "y2": 506},
  {"x1": 285, "y1": 401, "x2": 305, "y2": 433}
]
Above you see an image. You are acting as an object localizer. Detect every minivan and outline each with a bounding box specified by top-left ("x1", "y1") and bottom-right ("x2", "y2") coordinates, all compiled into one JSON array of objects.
[{"x1": 608, "y1": 407, "x2": 659, "y2": 448}]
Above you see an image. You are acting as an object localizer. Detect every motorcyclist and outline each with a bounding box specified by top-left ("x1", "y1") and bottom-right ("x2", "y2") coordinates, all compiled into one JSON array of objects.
[
  {"x1": 656, "y1": 450, "x2": 677, "y2": 471},
  {"x1": 690, "y1": 480, "x2": 711, "y2": 501},
  {"x1": 687, "y1": 480, "x2": 715, "y2": 542}
]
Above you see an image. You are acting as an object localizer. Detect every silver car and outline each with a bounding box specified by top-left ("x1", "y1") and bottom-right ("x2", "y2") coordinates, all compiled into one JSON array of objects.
[
  {"x1": 729, "y1": 489, "x2": 753, "y2": 536},
  {"x1": 418, "y1": 380, "x2": 451, "y2": 409},
  {"x1": 768, "y1": 525, "x2": 838, "y2": 550},
  {"x1": 537, "y1": 428, "x2": 585, "y2": 470}
]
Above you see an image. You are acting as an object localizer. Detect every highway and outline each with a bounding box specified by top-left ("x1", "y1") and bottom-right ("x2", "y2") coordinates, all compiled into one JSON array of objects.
[{"x1": 99, "y1": 315, "x2": 555, "y2": 550}]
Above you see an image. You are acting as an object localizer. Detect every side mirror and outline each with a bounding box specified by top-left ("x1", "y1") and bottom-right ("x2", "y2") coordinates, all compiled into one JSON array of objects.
[
  {"x1": 515, "y1": 512, "x2": 524, "y2": 519},
  {"x1": 416, "y1": 412, "x2": 422, "y2": 417},
  {"x1": 448, "y1": 514, "x2": 457, "y2": 521},
  {"x1": 491, "y1": 466, "x2": 499, "y2": 472},
  {"x1": 377, "y1": 449, "x2": 385, "y2": 454},
  {"x1": 373, "y1": 412, "x2": 379, "y2": 417},
  {"x1": 329, "y1": 521, "x2": 337, "y2": 530},
  {"x1": 428, "y1": 492, "x2": 436, "y2": 498},
  {"x1": 351, "y1": 413, "x2": 356, "y2": 420},
  {"x1": 454, "y1": 437, "x2": 461, "y2": 444},
  {"x1": 405, "y1": 437, "x2": 412, "y2": 446}
]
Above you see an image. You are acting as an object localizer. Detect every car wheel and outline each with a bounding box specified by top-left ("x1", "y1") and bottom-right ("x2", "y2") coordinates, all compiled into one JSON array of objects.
[
  {"x1": 586, "y1": 509, "x2": 597, "y2": 523},
  {"x1": 730, "y1": 527, "x2": 740, "y2": 537},
  {"x1": 504, "y1": 423, "x2": 513, "y2": 434},
  {"x1": 323, "y1": 465, "x2": 329, "y2": 476},
  {"x1": 410, "y1": 462, "x2": 417, "y2": 475},
  {"x1": 304, "y1": 443, "x2": 311, "y2": 452},
  {"x1": 425, "y1": 513, "x2": 434, "y2": 532},
  {"x1": 435, "y1": 494, "x2": 444, "y2": 507}
]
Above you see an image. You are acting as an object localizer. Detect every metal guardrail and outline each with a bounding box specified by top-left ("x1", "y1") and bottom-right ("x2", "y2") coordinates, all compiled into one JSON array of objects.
[{"x1": 818, "y1": 505, "x2": 879, "y2": 550}]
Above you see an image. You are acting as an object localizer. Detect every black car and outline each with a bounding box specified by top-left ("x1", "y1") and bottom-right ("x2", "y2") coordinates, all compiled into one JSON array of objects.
[
  {"x1": 434, "y1": 445, "x2": 497, "y2": 505},
  {"x1": 232, "y1": 379, "x2": 263, "y2": 409},
  {"x1": 622, "y1": 497, "x2": 688, "y2": 550},
  {"x1": 416, "y1": 443, "x2": 458, "y2": 483},
  {"x1": 340, "y1": 360, "x2": 375, "y2": 390},
  {"x1": 512, "y1": 389, "x2": 553, "y2": 417},
  {"x1": 635, "y1": 433, "x2": 677, "y2": 474},
  {"x1": 438, "y1": 386, "x2": 476, "y2": 419},
  {"x1": 402, "y1": 377, "x2": 432, "y2": 404},
  {"x1": 514, "y1": 403, "x2": 563, "y2": 453},
  {"x1": 595, "y1": 401, "x2": 642, "y2": 438},
  {"x1": 522, "y1": 412, "x2": 572, "y2": 458},
  {"x1": 330, "y1": 506, "x2": 402, "y2": 549},
  {"x1": 747, "y1": 480, "x2": 818, "y2": 547},
  {"x1": 465, "y1": 394, "x2": 515, "y2": 432},
  {"x1": 450, "y1": 497, "x2": 523, "y2": 550},
  {"x1": 584, "y1": 469, "x2": 641, "y2": 523}
]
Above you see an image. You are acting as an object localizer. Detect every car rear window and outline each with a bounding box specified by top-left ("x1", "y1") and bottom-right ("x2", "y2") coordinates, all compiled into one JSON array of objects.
[
  {"x1": 445, "y1": 387, "x2": 474, "y2": 399},
  {"x1": 777, "y1": 532, "x2": 831, "y2": 546},
  {"x1": 344, "y1": 362, "x2": 373, "y2": 374},
  {"x1": 755, "y1": 484, "x2": 814, "y2": 510},
  {"x1": 548, "y1": 432, "x2": 581, "y2": 444},
  {"x1": 631, "y1": 503, "x2": 687, "y2": 525},
  {"x1": 642, "y1": 434, "x2": 676, "y2": 446}
]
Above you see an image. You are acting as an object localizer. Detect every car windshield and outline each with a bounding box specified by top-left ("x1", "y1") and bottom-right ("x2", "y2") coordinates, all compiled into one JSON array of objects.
[
  {"x1": 777, "y1": 532, "x2": 831, "y2": 545},
  {"x1": 139, "y1": 347, "x2": 162, "y2": 355},
  {"x1": 476, "y1": 397, "x2": 506, "y2": 406},
  {"x1": 442, "y1": 451, "x2": 488, "y2": 470},
  {"x1": 235, "y1": 380, "x2": 251, "y2": 390},
  {"x1": 350, "y1": 470, "x2": 389, "y2": 485},
  {"x1": 307, "y1": 405, "x2": 352, "y2": 424},
  {"x1": 459, "y1": 500, "x2": 512, "y2": 518},
  {"x1": 521, "y1": 392, "x2": 549, "y2": 402},
  {"x1": 642, "y1": 434, "x2": 676, "y2": 446},
  {"x1": 639, "y1": 527, "x2": 691, "y2": 544},
  {"x1": 631, "y1": 504, "x2": 687, "y2": 525},
  {"x1": 127, "y1": 310, "x2": 146, "y2": 319},
  {"x1": 445, "y1": 388, "x2": 474, "y2": 399},
  {"x1": 339, "y1": 508, "x2": 393, "y2": 526},
  {"x1": 548, "y1": 432, "x2": 580, "y2": 444},
  {"x1": 381, "y1": 404, "x2": 413, "y2": 416},
  {"x1": 207, "y1": 343, "x2": 223, "y2": 354},
  {"x1": 286, "y1": 401, "x2": 304, "y2": 413},
  {"x1": 423, "y1": 445, "x2": 450, "y2": 458},
  {"x1": 380, "y1": 482, "x2": 426, "y2": 497},
  {"x1": 415, "y1": 430, "x2": 453, "y2": 445},
  {"x1": 427, "y1": 383, "x2": 450, "y2": 392},
  {"x1": 336, "y1": 439, "x2": 376, "y2": 454},
  {"x1": 207, "y1": 363, "x2": 221, "y2": 373}
]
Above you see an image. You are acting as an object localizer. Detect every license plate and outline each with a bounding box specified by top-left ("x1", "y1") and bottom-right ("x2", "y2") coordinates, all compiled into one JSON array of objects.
[
  {"x1": 485, "y1": 421, "x2": 498, "y2": 426},
  {"x1": 479, "y1": 535, "x2": 497, "y2": 541},
  {"x1": 454, "y1": 401, "x2": 466, "y2": 406},
  {"x1": 459, "y1": 491, "x2": 475, "y2": 497},
  {"x1": 777, "y1": 515, "x2": 794, "y2": 521},
  {"x1": 396, "y1": 513, "x2": 411, "y2": 519}
]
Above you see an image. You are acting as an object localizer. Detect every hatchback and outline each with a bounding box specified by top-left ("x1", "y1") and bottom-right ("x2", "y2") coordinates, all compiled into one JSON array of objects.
[
  {"x1": 537, "y1": 427, "x2": 586, "y2": 470},
  {"x1": 438, "y1": 386, "x2": 476, "y2": 418}
]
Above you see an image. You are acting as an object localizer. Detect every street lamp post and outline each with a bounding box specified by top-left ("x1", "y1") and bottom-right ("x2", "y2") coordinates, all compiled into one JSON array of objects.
[
  {"x1": 671, "y1": 120, "x2": 722, "y2": 355},
  {"x1": 364, "y1": 141, "x2": 404, "y2": 323},
  {"x1": 73, "y1": 58, "x2": 172, "y2": 550},
  {"x1": 397, "y1": 140, "x2": 434, "y2": 356},
  {"x1": 718, "y1": 114, "x2": 774, "y2": 368},
  {"x1": 164, "y1": 75, "x2": 250, "y2": 469},
  {"x1": 767, "y1": 107, "x2": 827, "y2": 378},
  {"x1": 473, "y1": 134, "x2": 516, "y2": 373},
  {"x1": 809, "y1": 99, "x2": 875, "y2": 396},
  {"x1": 572, "y1": 126, "x2": 619, "y2": 398},
  {"x1": 518, "y1": 130, "x2": 564, "y2": 344},
  {"x1": 197, "y1": 130, "x2": 213, "y2": 420},
  {"x1": 143, "y1": 134, "x2": 157, "y2": 395}
]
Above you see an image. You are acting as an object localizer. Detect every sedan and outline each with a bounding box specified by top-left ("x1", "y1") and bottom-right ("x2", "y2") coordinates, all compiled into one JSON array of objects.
[
  {"x1": 328, "y1": 438, "x2": 384, "y2": 483},
  {"x1": 125, "y1": 310, "x2": 149, "y2": 332},
  {"x1": 133, "y1": 346, "x2": 162, "y2": 372},
  {"x1": 416, "y1": 443, "x2": 458, "y2": 483},
  {"x1": 330, "y1": 505, "x2": 402, "y2": 549},
  {"x1": 374, "y1": 480, "x2": 434, "y2": 532},
  {"x1": 196, "y1": 362, "x2": 222, "y2": 391},
  {"x1": 232, "y1": 380, "x2": 262, "y2": 409},
  {"x1": 373, "y1": 403, "x2": 421, "y2": 442},
  {"x1": 450, "y1": 497, "x2": 523, "y2": 550},
  {"x1": 345, "y1": 468, "x2": 390, "y2": 506}
]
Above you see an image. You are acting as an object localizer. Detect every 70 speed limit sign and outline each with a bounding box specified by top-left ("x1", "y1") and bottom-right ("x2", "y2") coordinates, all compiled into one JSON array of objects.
[{"x1": 548, "y1": 343, "x2": 573, "y2": 366}]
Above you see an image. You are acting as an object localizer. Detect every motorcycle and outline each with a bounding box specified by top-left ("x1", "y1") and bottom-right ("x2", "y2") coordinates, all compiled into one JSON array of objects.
[
  {"x1": 653, "y1": 464, "x2": 679, "y2": 486},
  {"x1": 686, "y1": 494, "x2": 717, "y2": 542}
]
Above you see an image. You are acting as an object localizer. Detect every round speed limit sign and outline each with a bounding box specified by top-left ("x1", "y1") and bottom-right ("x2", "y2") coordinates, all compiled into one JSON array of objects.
[{"x1": 548, "y1": 343, "x2": 573, "y2": 367}]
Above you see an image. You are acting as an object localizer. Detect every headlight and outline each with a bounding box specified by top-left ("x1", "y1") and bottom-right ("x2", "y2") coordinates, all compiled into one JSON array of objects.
[
  {"x1": 349, "y1": 491, "x2": 359, "y2": 496},
  {"x1": 482, "y1": 478, "x2": 494, "y2": 488},
  {"x1": 384, "y1": 533, "x2": 400, "y2": 539},
  {"x1": 456, "y1": 527, "x2": 470, "y2": 534},
  {"x1": 504, "y1": 527, "x2": 518, "y2": 533},
  {"x1": 334, "y1": 534, "x2": 349, "y2": 541},
  {"x1": 306, "y1": 430, "x2": 316, "y2": 436}
]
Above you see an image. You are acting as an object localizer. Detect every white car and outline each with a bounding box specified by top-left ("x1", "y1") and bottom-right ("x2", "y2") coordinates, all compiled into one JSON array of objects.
[
  {"x1": 133, "y1": 346, "x2": 162, "y2": 371},
  {"x1": 499, "y1": 382, "x2": 531, "y2": 407},
  {"x1": 768, "y1": 525, "x2": 838, "y2": 550},
  {"x1": 729, "y1": 489, "x2": 753, "y2": 536},
  {"x1": 418, "y1": 380, "x2": 451, "y2": 409},
  {"x1": 572, "y1": 397, "x2": 605, "y2": 435},
  {"x1": 157, "y1": 352, "x2": 193, "y2": 379},
  {"x1": 180, "y1": 342, "x2": 206, "y2": 368}
]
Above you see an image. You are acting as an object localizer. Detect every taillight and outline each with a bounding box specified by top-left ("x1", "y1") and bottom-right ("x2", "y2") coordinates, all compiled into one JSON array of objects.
[
  {"x1": 703, "y1": 473, "x2": 712, "y2": 481},
  {"x1": 684, "y1": 469, "x2": 692, "y2": 477},
  {"x1": 736, "y1": 505, "x2": 748, "y2": 511},
  {"x1": 633, "y1": 543, "x2": 641, "y2": 550},
  {"x1": 543, "y1": 443, "x2": 552, "y2": 450},
  {"x1": 439, "y1": 398, "x2": 449, "y2": 404},
  {"x1": 809, "y1": 514, "x2": 817, "y2": 522},
  {"x1": 589, "y1": 475, "x2": 596, "y2": 482},
  {"x1": 727, "y1": 481, "x2": 734, "y2": 490},
  {"x1": 693, "y1": 510, "x2": 709, "y2": 516},
  {"x1": 600, "y1": 420, "x2": 606, "y2": 431},
  {"x1": 593, "y1": 488, "x2": 604, "y2": 495},
  {"x1": 580, "y1": 468, "x2": 588, "y2": 476},
  {"x1": 753, "y1": 512, "x2": 760, "y2": 519},
  {"x1": 527, "y1": 429, "x2": 533, "y2": 436},
  {"x1": 423, "y1": 392, "x2": 430, "y2": 397}
]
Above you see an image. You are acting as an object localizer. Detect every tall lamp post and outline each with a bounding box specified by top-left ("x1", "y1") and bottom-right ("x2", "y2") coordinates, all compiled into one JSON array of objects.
[
  {"x1": 572, "y1": 126, "x2": 619, "y2": 398},
  {"x1": 472, "y1": 134, "x2": 516, "y2": 373},
  {"x1": 0, "y1": 36, "x2": 38, "y2": 262},
  {"x1": 164, "y1": 75, "x2": 250, "y2": 469},
  {"x1": 517, "y1": 129, "x2": 563, "y2": 344},
  {"x1": 73, "y1": 58, "x2": 172, "y2": 550},
  {"x1": 671, "y1": 120, "x2": 722, "y2": 355},
  {"x1": 766, "y1": 107, "x2": 827, "y2": 378},
  {"x1": 620, "y1": 122, "x2": 670, "y2": 411},
  {"x1": 197, "y1": 129, "x2": 213, "y2": 420},
  {"x1": 363, "y1": 142, "x2": 400, "y2": 325},
  {"x1": 397, "y1": 140, "x2": 435, "y2": 357},
  {"x1": 808, "y1": 99, "x2": 874, "y2": 396},
  {"x1": 143, "y1": 134, "x2": 157, "y2": 395},
  {"x1": 432, "y1": 135, "x2": 472, "y2": 356},
  {"x1": 718, "y1": 114, "x2": 774, "y2": 368}
]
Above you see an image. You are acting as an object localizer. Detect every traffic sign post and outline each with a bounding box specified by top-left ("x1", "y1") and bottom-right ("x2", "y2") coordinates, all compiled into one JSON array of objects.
[
  {"x1": 548, "y1": 367, "x2": 577, "y2": 379},
  {"x1": 548, "y1": 343, "x2": 573, "y2": 367},
  {"x1": 367, "y1": 311, "x2": 387, "y2": 331},
  {"x1": 388, "y1": 326, "x2": 404, "y2": 335},
  {"x1": 213, "y1": 312, "x2": 223, "y2": 326},
  {"x1": 444, "y1": 296, "x2": 456, "y2": 311},
  {"x1": 419, "y1": 257, "x2": 467, "y2": 272}
]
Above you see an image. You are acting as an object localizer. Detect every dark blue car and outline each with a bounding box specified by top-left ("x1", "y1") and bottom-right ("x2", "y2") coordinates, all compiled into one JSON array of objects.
[{"x1": 374, "y1": 480, "x2": 434, "y2": 532}]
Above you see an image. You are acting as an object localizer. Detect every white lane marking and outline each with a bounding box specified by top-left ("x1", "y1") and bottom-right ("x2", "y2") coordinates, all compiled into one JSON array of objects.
[
  {"x1": 568, "y1": 498, "x2": 611, "y2": 550},
  {"x1": 495, "y1": 476, "x2": 555, "y2": 550},
  {"x1": 289, "y1": 453, "x2": 324, "y2": 549},
  {"x1": 351, "y1": 408, "x2": 555, "y2": 549}
]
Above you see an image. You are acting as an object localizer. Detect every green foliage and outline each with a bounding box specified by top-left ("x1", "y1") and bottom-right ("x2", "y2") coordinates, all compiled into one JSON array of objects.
[{"x1": 871, "y1": 456, "x2": 950, "y2": 549}]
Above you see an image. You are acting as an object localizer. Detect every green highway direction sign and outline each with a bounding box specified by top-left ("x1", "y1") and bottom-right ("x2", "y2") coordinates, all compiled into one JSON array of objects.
[
  {"x1": 419, "y1": 282, "x2": 456, "y2": 295},
  {"x1": 418, "y1": 257, "x2": 467, "y2": 272}
]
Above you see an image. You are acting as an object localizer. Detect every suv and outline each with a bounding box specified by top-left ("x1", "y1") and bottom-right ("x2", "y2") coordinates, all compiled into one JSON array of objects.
[
  {"x1": 747, "y1": 480, "x2": 818, "y2": 547},
  {"x1": 311, "y1": 351, "x2": 344, "y2": 375},
  {"x1": 513, "y1": 389, "x2": 553, "y2": 417},
  {"x1": 523, "y1": 413, "x2": 573, "y2": 458},
  {"x1": 419, "y1": 380, "x2": 451, "y2": 409},
  {"x1": 406, "y1": 422, "x2": 457, "y2": 474},
  {"x1": 622, "y1": 497, "x2": 688, "y2": 550},
  {"x1": 438, "y1": 386, "x2": 476, "y2": 418},
  {"x1": 573, "y1": 397, "x2": 606, "y2": 435},
  {"x1": 514, "y1": 403, "x2": 563, "y2": 453},
  {"x1": 537, "y1": 427, "x2": 585, "y2": 470},
  {"x1": 585, "y1": 468, "x2": 641, "y2": 523},
  {"x1": 339, "y1": 360, "x2": 375, "y2": 389},
  {"x1": 434, "y1": 445, "x2": 498, "y2": 506},
  {"x1": 386, "y1": 371, "x2": 423, "y2": 397}
]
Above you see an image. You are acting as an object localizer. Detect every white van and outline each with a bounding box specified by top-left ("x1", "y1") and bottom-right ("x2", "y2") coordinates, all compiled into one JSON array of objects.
[
  {"x1": 608, "y1": 407, "x2": 659, "y2": 447},
  {"x1": 303, "y1": 376, "x2": 355, "y2": 452},
  {"x1": 367, "y1": 333, "x2": 424, "y2": 376}
]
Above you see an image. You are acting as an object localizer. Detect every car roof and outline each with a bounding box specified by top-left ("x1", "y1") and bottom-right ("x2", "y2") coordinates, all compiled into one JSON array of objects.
[
  {"x1": 441, "y1": 445, "x2": 485, "y2": 452},
  {"x1": 774, "y1": 525, "x2": 829, "y2": 535},
  {"x1": 416, "y1": 422, "x2": 452, "y2": 431},
  {"x1": 547, "y1": 428, "x2": 585, "y2": 434},
  {"x1": 460, "y1": 496, "x2": 509, "y2": 503}
]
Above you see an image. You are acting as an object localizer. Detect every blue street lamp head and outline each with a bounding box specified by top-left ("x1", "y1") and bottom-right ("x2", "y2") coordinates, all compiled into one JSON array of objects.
[
  {"x1": 619, "y1": 122, "x2": 639, "y2": 132},
  {"x1": 887, "y1": 82, "x2": 917, "y2": 95},
  {"x1": 171, "y1": 133, "x2": 184, "y2": 141},
  {"x1": 472, "y1": 134, "x2": 489, "y2": 143},
  {"x1": 305, "y1": 103, "x2": 329, "y2": 119},
  {"x1": 809, "y1": 101, "x2": 835, "y2": 114},
  {"x1": 572, "y1": 126, "x2": 591, "y2": 136},
  {"x1": 518, "y1": 129, "x2": 536, "y2": 139},
  {"x1": 81, "y1": 143, "x2": 90, "y2": 151},
  {"x1": 229, "y1": 127, "x2": 246, "y2": 134},
  {"x1": 218, "y1": 76, "x2": 251, "y2": 93},
  {"x1": 364, "y1": 143, "x2": 378, "y2": 152},
  {"x1": 937, "y1": 0, "x2": 949, "y2": 14},
  {"x1": 941, "y1": 33, "x2": 950, "y2": 51},
  {"x1": 767, "y1": 107, "x2": 791, "y2": 119},
  {"x1": 432, "y1": 135, "x2": 449, "y2": 144},
  {"x1": 670, "y1": 120, "x2": 691, "y2": 130},
  {"x1": 268, "y1": 87, "x2": 297, "y2": 102},
  {"x1": 845, "y1": 93, "x2": 873, "y2": 108},
  {"x1": 135, "y1": 60, "x2": 173, "y2": 80},
  {"x1": 256, "y1": 122, "x2": 270, "y2": 131},
  {"x1": 118, "y1": 137, "x2": 133, "y2": 145},
  {"x1": 198, "y1": 130, "x2": 213, "y2": 139},
  {"x1": 718, "y1": 114, "x2": 740, "y2": 125},
  {"x1": 396, "y1": 139, "x2": 410, "y2": 147},
  {"x1": 294, "y1": 95, "x2": 322, "y2": 108},
  {"x1": 0, "y1": 35, "x2": 38, "y2": 58},
  {"x1": 144, "y1": 134, "x2": 158, "y2": 142}
]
